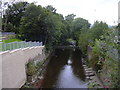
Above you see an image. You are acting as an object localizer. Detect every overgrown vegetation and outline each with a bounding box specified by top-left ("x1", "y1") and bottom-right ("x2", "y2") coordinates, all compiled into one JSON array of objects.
[
  {"x1": 88, "y1": 81, "x2": 100, "y2": 88},
  {"x1": 26, "y1": 61, "x2": 37, "y2": 76},
  {"x1": 23, "y1": 59, "x2": 44, "y2": 88},
  {"x1": 26, "y1": 60, "x2": 44, "y2": 76},
  {"x1": 81, "y1": 24, "x2": 119, "y2": 88}
]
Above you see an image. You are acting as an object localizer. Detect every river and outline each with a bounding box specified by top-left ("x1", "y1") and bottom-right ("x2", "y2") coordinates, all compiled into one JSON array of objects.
[{"x1": 41, "y1": 48, "x2": 88, "y2": 88}]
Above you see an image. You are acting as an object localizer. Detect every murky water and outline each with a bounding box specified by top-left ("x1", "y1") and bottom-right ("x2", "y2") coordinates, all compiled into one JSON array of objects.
[{"x1": 41, "y1": 48, "x2": 88, "y2": 88}]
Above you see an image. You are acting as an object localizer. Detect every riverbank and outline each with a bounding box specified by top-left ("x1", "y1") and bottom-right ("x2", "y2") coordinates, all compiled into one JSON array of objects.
[
  {"x1": 21, "y1": 49, "x2": 54, "y2": 88},
  {"x1": 33, "y1": 50, "x2": 55, "y2": 88},
  {"x1": 81, "y1": 58, "x2": 104, "y2": 88}
]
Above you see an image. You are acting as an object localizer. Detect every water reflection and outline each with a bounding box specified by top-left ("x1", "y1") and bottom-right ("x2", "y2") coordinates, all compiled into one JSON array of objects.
[
  {"x1": 41, "y1": 49, "x2": 88, "y2": 88},
  {"x1": 71, "y1": 49, "x2": 86, "y2": 81}
]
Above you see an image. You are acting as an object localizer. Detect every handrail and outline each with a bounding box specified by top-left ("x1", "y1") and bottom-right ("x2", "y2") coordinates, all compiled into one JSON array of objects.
[{"x1": 0, "y1": 41, "x2": 43, "y2": 52}]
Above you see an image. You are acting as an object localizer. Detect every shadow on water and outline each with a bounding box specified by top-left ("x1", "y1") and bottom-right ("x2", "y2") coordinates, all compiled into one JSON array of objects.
[{"x1": 41, "y1": 48, "x2": 88, "y2": 88}]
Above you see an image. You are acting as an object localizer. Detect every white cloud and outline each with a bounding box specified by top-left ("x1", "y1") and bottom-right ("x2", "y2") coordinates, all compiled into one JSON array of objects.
[{"x1": 25, "y1": 0, "x2": 119, "y2": 25}]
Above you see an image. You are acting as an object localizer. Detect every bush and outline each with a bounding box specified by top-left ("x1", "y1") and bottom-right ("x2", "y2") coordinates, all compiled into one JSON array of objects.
[
  {"x1": 78, "y1": 32, "x2": 91, "y2": 56},
  {"x1": 26, "y1": 61, "x2": 37, "y2": 76},
  {"x1": 36, "y1": 61, "x2": 43, "y2": 70},
  {"x1": 6, "y1": 34, "x2": 16, "y2": 39},
  {"x1": 88, "y1": 40, "x2": 103, "y2": 71}
]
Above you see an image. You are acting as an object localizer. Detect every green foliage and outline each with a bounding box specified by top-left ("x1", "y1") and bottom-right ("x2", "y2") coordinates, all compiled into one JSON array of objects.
[
  {"x1": 2, "y1": 1, "x2": 29, "y2": 33},
  {"x1": 89, "y1": 39, "x2": 103, "y2": 71},
  {"x1": 90, "y1": 21, "x2": 109, "y2": 41},
  {"x1": 88, "y1": 26, "x2": 119, "y2": 87},
  {"x1": 2, "y1": 38, "x2": 22, "y2": 43},
  {"x1": 17, "y1": 3, "x2": 66, "y2": 49},
  {"x1": 88, "y1": 81, "x2": 99, "y2": 88},
  {"x1": 66, "y1": 38, "x2": 76, "y2": 45},
  {"x1": 72, "y1": 18, "x2": 90, "y2": 40},
  {"x1": 26, "y1": 61, "x2": 37, "y2": 76},
  {"x1": 36, "y1": 61, "x2": 44, "y2": 70},
  {"x1": 6, "y1": 34, "x2": 16, "y2": 39},
  {"x1": 65, "y1": 14, "x2": 76, "y2": 21},
  {"x1": 72, "y1": 18, "x2": 90, "y2": 31},
  {"x1": 78, "y1": 19, "x2": 118, "y2": 87},
  {"x1": 78, "y1": 31, "x2": 90, "y2": 55},
  {"x1": 46, "y1": 5, "x2": 56, "y2": 13}
]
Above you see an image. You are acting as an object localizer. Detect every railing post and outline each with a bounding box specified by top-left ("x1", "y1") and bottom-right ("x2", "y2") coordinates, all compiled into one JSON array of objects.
[
  {"x1": 0, "y1": 42, "x2": 2, "y2": 51},
  {"x1": 30, "y1": 41, "x2": 32, "y2": 47},
  {"x1": 20, "y1": 42, "x2": 22, "y2": 48},
  {"x1": 28, "y1": 41, "x2": 30, "y2": 47},
  {"x1": 12, "y1": 42, "x2": 15, "y2": 50},
  {"x1": 11, "y1": 42, "x2": 15, "y2": 50},
  {"x1": 4, "y1": 43, "x2": 6, "y2": 51},
  {"x1": 12, "y1": 42, "x2": 13, "y2": 50},
  {"x1": 6, "y1": 43, "x2": 8, "y2": 51},
  {"x1": 34, "y1": 41, "x2": 36, "y2": 46},
  {"x1": 9, "y1": 43, "x2": 12, "y2": 50},
  {"x1": 40, "y1": 42, "x2": 42, "y2": 46},
  {"x1": 24, "y1": 42, "x2": 26, "y2": 48},
  {"x1": 37, "y1": 42, "x2": 39, "y2": 46},
  {"x1": 21, "y1": 41, "x2": 23, "y2": 48},
  {"x1": 23, "y1": 41, "x2": 25, "y2": 48},
  {"x1": 27, "y1": 42, "x2": 29, "y2": 47},
  {"x1": 16, "y1": 42, "x2": 19, "y2": 48}
]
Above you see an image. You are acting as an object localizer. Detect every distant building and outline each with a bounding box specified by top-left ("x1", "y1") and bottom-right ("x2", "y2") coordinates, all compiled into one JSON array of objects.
[{"x1": 118, "y1": 1, "x2": 120, "y2": 24}]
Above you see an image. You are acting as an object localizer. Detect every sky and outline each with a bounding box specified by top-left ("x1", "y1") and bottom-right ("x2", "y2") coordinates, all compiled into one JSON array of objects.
[{"x1": 6, "y1": 0, "x2": 120, "y2": 25}]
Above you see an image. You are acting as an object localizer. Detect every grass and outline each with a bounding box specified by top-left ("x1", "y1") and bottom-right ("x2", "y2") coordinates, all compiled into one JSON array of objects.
[{"x1": 2, "y1": 39, "x2": 22, "y2": 43}]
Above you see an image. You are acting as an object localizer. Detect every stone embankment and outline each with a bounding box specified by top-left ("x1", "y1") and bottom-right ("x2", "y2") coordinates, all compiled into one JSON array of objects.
[
  {"x1": 22, "y1": 50, "x2": 54, "y2": 88},
  {"x1": 82, "y1": 59, "x2": 103, "y2": 88}
]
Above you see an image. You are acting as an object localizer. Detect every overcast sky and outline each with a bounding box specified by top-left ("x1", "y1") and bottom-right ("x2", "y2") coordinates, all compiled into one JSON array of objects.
[{"x1": 23, "y1": 0, "x2": 119, "y2": 25}]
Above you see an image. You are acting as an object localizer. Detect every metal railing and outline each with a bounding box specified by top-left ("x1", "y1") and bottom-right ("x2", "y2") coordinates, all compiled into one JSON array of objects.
[{"x1": 0, "y1": 41, "x2": 43, "y2": 52}]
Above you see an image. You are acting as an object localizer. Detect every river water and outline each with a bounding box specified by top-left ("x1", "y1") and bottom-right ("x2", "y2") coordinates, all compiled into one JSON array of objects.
[{"x1": 41, "y1": 48, "x2": 88, "y2": 88}]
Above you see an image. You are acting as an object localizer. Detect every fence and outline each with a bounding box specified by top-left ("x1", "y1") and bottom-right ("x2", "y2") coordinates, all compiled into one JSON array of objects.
[{"x1": 0, "y1": 41, "x2": 43, "y2": 52}]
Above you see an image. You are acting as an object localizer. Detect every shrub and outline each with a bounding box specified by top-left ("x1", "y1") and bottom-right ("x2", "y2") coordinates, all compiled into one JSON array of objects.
[{"x1": 26, "y1": 61, "x2": 37, "y2": 76}]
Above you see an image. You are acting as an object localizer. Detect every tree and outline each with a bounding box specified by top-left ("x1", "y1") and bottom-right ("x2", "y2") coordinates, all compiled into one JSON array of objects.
[
  {"x1": 72, "y1": 18, "x2": 90, "y2": 31},
  {"x1": 63, "y1": 14, "x2": 76, "y2": 40},
  {"x1": 2, "y1": 0, "x2": 17, "y2": 31},
  {"x1": 2, "y1": 1, "x2": 29, "y2": 33},
  {"x1": 46, "y1": 5, "x2": 56, "y2": 13},
  {"x1": 78, "y1": 31, "x2": 90, "y2": 55},
  {"x1": 90, "y1": 21, "x2": 109, "y2": 41},
  {"x1": 19, "y1": 3, "x2": 45, "y2": 41},
  {"x1": 19, "y1": 3, "x2": 65, "y2": 49},
  {"x1": 72, "y1": 18, "x2": 90, "y2": 41},
  {"x1": 65, "y1": 14, "x2": 76, "y2": 21}
]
